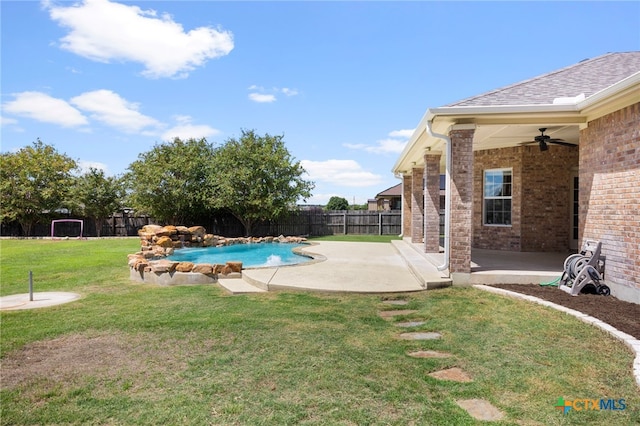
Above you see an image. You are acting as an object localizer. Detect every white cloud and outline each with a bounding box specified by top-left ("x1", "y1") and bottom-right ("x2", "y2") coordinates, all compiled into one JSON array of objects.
[
  {"x1": 3, "y1": 91, "x2": 88, "y2": 127},
  {"x1": 161, "y1": 115, "x2": 220, "y2": 141},
  {"x1": 77, "y1": 160, "x2": 109, "y2": 174},
  {"x1": 344, "y1": 128, "x2": 414, "y2": 154},
  {"x1": 70, "y1": 89, "x2": 162, "y2": 134},
  {"x1": 45, "y1": 0, "x2": 234, "y2": 79},
  {"x1": 248, "y1": 93, "x2": 277, "y2": 103},
  {"x1": 281, "y1": 88, "x2": 299, "y2": 96},
  {"x1": 300, "y1": 159, "x2": 383, "y2": 187},
  {"x1": 389, "y1": 129, "x2": 414, "y2": 138},
  {"x1": 247, "y1": 86, "x2": 299, "y2": 103},
  {"x1": 1, "y1": 116, "x2": 19, "y2": 126}
]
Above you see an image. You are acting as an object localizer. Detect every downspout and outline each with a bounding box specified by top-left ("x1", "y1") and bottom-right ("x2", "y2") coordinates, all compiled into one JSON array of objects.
[
  {"x1": 395, "y1": 172, "x2": 404, "y2": 237},
  {"x1": 426, "y1": 120, "x2": 451, "y2": 272}
]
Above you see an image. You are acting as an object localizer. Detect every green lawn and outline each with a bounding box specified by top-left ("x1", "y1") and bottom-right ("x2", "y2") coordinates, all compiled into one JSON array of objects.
[{"x1": 1, "y1": 239, "x2": 638, "y2": 425}]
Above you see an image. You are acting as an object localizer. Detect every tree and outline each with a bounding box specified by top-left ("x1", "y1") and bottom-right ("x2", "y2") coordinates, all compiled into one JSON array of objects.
[
  {"x1": 0, "y1": 140, "x2": 78, "y2": 236},
  {"x1": 326, "y1": 196, "x2": 349, "y2": 211},
  {"x1": 210, "y1": 130, "x2": 314, "y2": 236},
  {"x1": 73, "y1": 168, "x2": 124, "y2": 236},
  {"x1": 124, "y1": 138, "x2": 217, "y2": 224}
]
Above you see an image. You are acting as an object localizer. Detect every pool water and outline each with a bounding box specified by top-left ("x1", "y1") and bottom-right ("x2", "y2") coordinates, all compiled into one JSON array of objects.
[{"x1": 166, "y1": 243, "x2": 312, "y2": 268}]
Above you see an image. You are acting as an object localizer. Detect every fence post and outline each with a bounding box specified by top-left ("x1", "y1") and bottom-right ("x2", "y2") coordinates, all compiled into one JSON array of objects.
[
  {"x1": 343, "y1": 211, "x2": 347, "y2": 234},
  {"x1": 379, "y1": 212, "x2": 382, "y2": 235}
]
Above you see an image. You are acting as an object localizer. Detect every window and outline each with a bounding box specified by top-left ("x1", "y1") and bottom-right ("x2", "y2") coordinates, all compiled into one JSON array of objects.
[{"x1": 483, "y1": 169, "x2": 512, "y2": 226}]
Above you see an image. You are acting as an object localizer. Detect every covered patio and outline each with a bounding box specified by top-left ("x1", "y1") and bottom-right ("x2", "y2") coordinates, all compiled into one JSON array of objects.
[
  {"x1": 398, "y1": 238, "x2": 568, "y2": 285},
  {"x1": 392, "y1": 52, "x2": 640, "y2": 303}
]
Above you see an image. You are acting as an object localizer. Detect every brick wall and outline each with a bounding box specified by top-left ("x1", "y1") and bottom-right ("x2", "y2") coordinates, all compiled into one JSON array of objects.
[
  {"x1": 411, "y1": 167, "x2": 424, "y2": 243},
  {"x1": 473, "y1": 145, "x2": 578, "y2": 251},
  {"x1": 402, "y1": 175, "x2": 411, "y2": 237},
  {"x1": 473, "y1": 147, "x2": 523, "y2": 250},
  {"x1": 449, "y1": 128, "x2": 474, "y2": 273},
  {"x1": 424, "y1": 153, "x2": 442, "y2": 252},
  {"x1": 521, "y1": 145, "x2": 577, "y2": 251},
  {"x1": 580, "y1": 102, "x2": 640, "y2": 302}
]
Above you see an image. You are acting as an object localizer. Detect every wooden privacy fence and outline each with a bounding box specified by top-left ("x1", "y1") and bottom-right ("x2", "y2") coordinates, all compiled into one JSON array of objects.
[
  {"x1": 248, "y1": 210, "x2": 402, "y2": 237},
  {"x1": 1, "y1": 210, "x2": 403, "y2": 237}
]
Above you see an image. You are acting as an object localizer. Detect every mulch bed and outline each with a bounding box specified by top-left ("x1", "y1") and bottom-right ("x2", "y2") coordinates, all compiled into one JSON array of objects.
[{"x1": 489, "y1": 284, "x2": 640, "y2": 339}]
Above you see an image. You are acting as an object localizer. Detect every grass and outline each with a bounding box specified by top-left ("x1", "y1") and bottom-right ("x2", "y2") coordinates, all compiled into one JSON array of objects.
[{"x1": 1, "y1": 239, "x2": 639, "y2": 425}]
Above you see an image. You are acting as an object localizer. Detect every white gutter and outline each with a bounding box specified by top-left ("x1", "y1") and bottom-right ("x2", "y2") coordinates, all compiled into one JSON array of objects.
[
  {"x1": 396, "y1": 172, "x2": 404, "y2": 237},
  {"x1": 426, "y1": 119, "x2": 450, "y2": 272}
]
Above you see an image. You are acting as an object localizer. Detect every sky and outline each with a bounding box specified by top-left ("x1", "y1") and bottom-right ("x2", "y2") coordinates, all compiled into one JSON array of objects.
[{"x1": 2, "y1": 1, "x2": 639, "y2": 206}]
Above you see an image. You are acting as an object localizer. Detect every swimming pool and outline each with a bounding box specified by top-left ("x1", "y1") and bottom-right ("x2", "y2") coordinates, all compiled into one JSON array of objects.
[{"x1": 166, "y1": 243, "x2": 312, "y2": 268}]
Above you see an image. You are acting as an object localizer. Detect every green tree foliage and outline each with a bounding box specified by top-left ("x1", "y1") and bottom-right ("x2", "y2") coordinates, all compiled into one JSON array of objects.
[
  {"x1": 0, "y1": 140, "x2": 78, "y2": 236},
  {"x1": 210, "y1": 130, "x2": 314, "y2": 236},
  {"x1": 326, "y1": 196, "x2": 349, "y2": 211},
  {"x1": 72, "y1": 168, "x2": 124, "y2": 237},
  {"x1": 124, "y1": 138, "x2": 216, "y2": 224}
]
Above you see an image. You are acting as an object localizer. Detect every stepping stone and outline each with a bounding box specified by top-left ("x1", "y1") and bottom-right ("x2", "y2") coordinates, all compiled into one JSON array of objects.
[
  {"x1": 407, "y1": 350, "x2": 452, "y2": 358},
  {"x1": 378, "y1": 310, "x2": 417, "y2": 319},
  {"x1": 456, "y1": 399, "x2": 504, "y2": 421},
  {"x1": 382, "y1": 300, "x2": 409, "y2": 306},
  {"x1": 395, "y1": 321, "x2": 426, "y2": 328},
  {"x1": 398, "y1": 332, "x2": 442, "y2": 340},
  {"x1": 428, "y1": 367, "x2": 472, "y2": 382}
]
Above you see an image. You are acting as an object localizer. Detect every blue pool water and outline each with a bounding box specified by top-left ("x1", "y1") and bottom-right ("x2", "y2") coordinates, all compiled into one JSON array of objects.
[{"x1": 166, "y1": 243, "x2": 312, "y2": 268}]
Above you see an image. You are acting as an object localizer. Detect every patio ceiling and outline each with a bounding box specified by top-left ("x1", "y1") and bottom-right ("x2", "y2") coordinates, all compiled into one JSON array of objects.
[
  {"x1": 470, "y1": 123, "x2": 580, "y2": 151},
  {"x1": 393, "y1": 114, "x2": 583, "y2": 174}
]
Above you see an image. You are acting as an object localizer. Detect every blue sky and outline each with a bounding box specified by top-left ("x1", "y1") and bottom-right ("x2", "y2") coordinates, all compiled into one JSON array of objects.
[{"x1": 2, "y1": 1, "x2": 639, "y2": 205}]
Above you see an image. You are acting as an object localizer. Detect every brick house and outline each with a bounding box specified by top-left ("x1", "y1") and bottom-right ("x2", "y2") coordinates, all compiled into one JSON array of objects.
[
  {"x1": 368, "y1": 183, "x2": 402, "y2": 211},
  {"x1": 392, "y1": 52, "x2": 640, "y2": 303}
]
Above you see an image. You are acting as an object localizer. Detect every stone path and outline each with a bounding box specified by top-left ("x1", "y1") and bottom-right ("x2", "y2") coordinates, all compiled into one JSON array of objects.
[
  {"x1": 428, "y1": 367, "x2": 473, "y2": 383},
  {"x1": 398, "y1": 332, "x2": 442, "y2": 340},
  {"x1": 456, "y1": 399, "x2": 505, "y2": 421},
  {"x1": 395, "y1": 321, "x2": 427, "y2": 327},
  {"x1": 380, "y1": 298, "x2": 505, "y2": 422},
  {"x1": 407, "y1": 350, "x2": 452, "y2": 358}
]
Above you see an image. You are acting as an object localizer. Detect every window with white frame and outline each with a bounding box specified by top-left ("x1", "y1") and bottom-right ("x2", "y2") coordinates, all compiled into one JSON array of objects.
[{"x1": 483, "y1": 168, "x2": 512, "y2": 226}]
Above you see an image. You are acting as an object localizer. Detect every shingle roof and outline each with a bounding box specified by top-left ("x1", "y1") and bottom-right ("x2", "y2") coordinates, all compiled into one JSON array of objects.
[
  {"x1": 446, "y1": 52, "x2": 640, "y2": 107},
  {"x1": 376, "y1": 183, "x2": 402, "y2": 198}
]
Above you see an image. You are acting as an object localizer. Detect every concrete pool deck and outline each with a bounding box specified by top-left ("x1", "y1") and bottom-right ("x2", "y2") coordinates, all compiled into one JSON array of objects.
[{"x1": 220, "y1": 240, "x2": 451, "y2": 294}]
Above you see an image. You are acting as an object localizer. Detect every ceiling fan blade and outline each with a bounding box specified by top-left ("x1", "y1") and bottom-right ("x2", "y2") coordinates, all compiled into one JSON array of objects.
[
  {"x1": 548, "y1": 140, "x2": 577, "y2": 147},
  {"x1": 518, "y1": 140, "x2": 537, "y2": 145}
]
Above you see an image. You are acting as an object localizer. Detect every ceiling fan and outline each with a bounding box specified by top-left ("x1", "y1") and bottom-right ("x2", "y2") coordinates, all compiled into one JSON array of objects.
[{"x1": 520, "y1": 128, "x2": 576, "y2": 151}]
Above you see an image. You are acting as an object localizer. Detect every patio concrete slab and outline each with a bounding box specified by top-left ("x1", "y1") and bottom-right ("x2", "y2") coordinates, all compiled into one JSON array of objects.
[
  {"x1": 390, "y1": 240, "x2": 451, "y2": 289},
  {"x1": 242, "y1": 241, "x2": 429, "y2": 293},
  {"x1": 0, "y1": 292, "x2": 81, "y2": 311},
  {"x1": 217, "y1": 278, "x2": 266, "y2": 295}
]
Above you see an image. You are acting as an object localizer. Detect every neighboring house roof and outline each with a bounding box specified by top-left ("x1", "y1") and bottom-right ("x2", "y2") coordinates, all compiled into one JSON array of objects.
[
  {"x1": 376, "y1": 183, "x2": 402, "y2": 198},
  {"x1": 447, "y1": 52, "x2": 640, "y2": 107}
]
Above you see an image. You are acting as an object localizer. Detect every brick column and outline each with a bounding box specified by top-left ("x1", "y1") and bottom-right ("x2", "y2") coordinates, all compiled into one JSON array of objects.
[
  {"x1": 423, "y1": 152, "x2": 442, "y2": 252},
  {"x1": 411, "y1": 167, "x2": 424, "y2": 243},
  {"x1": 449, "y1": 126, "x2": 475, "y2": 276},
  {"x1": 402, "y1": 175, "x2": 412, "y2": 238}
]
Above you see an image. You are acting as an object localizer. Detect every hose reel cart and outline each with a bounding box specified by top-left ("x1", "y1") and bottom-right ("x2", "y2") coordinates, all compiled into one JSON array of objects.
[{"x1": 558, "y1": 240, "x2": 609, "y2": 296}]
